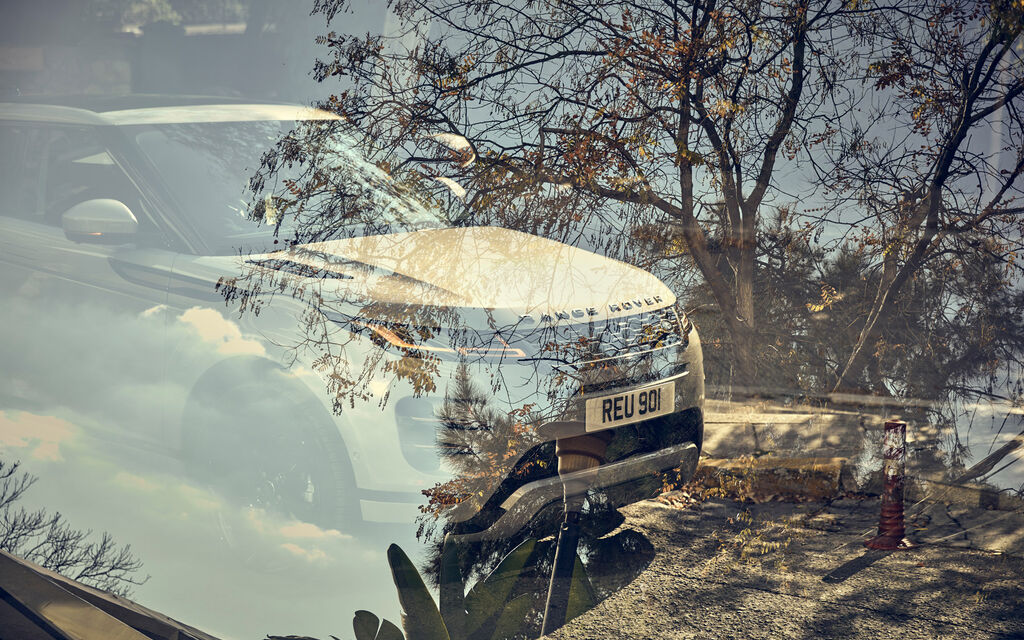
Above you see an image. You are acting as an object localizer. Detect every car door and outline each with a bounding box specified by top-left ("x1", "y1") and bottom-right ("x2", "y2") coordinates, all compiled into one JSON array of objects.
[{"x1": 0, "y1": 119, "x2": 178, "y2": 449}]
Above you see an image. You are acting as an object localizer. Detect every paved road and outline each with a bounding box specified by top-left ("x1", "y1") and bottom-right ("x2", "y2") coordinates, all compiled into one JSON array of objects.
[{"x1": 551, "y1": 497, "x2": 1024, "y2": 640}]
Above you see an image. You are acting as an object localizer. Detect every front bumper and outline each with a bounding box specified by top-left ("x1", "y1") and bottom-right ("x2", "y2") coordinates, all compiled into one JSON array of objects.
[
  {"x1": 335, "y1": 315, "x2": 705, "y2": 532},
  {"x1": 452, "y1": 440, "x2": 699, "y2": 542}
]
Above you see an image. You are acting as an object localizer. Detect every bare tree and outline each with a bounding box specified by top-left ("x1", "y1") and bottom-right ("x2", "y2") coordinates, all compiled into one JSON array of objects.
[
  {"x1": 827, "y1": 0, "x2": 1024, "y2": 393},
  {"x1": 305, "y1": 0, "x2": 866, "y2": 388},
  {"x1": 0, "y1": 459, "x2": 147, "y2": 597}
]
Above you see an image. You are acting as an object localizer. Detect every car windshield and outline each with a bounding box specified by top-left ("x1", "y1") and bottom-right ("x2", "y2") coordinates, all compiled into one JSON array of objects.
[{"x1": 127, "y1": 118, "x2": 444, "y2": 254}]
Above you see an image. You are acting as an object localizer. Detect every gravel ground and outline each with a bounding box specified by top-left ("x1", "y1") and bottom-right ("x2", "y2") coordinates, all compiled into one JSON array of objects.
[{"x1": 549, "y1": 497, "x2": 1024, "y2": 640}]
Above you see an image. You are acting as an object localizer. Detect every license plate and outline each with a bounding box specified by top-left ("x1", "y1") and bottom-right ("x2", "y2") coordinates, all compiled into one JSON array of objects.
[{"x1": 585, "y1": 381, "x2": 675, "y2": 432}]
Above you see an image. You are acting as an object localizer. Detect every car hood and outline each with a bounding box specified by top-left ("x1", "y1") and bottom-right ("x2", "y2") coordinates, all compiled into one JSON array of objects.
[{"x1": 190, "y1": 226, "x2": 674, "y2": 320}]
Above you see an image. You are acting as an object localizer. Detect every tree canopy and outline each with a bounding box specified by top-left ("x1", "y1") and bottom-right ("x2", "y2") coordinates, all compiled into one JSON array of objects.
[{"x1": 290, "y1": 0, "x2": 1023, "y2": 403}]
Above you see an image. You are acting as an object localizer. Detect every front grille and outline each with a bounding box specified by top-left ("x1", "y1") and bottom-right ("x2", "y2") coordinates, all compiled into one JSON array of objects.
[
  {"x1": 340, "y1": 306, "x2": 687, "y2": 364},
  {"x1": 504, "y1": 306, "x2": 686, "y2": 363}
]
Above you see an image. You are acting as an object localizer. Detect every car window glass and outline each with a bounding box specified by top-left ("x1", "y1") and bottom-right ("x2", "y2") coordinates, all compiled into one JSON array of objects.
[
  {"x1": 42, "y1": 126, "x2": 144, "y2": 226},
  {"x1": 3, "y1": 123, "x2": 171, "y2": 249},
  {"x1": 0, "y1": 124, "x2": 47, "y2": 219},
  {"x1": 128, "y1": 119, "x2": 444, "y2": 254}
]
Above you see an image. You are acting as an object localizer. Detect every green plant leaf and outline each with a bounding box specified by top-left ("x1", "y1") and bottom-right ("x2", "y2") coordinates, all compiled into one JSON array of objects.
[
  {"x1": 438, "y1": 535, "x2": 467, "y2": 640},
  {"x1": 464, "y1": 538, "x2": 537, "y2": 633},
  {"x1": 488, "y1": 593, "x2": 534, "y2": 640},
  {"x1": 352, "y1": 611, "x2": 406, "y2": 640},
  {"x1": 376, "y1": 619, "x2": 405, "y2": 640},
  {"x1": 354, "y1": 610, "x2": 381, "y2": 640},
  {"x1": 565, "y1": 555, "x2": 597, "y2": 623},
  {"x1": 387, "y1": 543, "x2": 451, "y2": 640}
]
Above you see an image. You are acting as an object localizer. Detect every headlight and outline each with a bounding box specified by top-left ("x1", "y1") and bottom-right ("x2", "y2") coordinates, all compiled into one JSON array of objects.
[{"x1": 674, "y1": 305, "x2": 693, "y2": 336}]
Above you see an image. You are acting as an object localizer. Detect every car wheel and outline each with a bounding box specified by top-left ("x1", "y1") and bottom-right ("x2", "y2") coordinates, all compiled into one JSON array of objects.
[{"x1": 181, "y1": 372, "x2": 358, "y2": 531}]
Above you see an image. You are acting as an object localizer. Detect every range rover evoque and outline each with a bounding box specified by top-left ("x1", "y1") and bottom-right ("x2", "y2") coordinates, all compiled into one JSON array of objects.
[{"x1": 0, "y1": 96, "x2": 704, "y2": 538}]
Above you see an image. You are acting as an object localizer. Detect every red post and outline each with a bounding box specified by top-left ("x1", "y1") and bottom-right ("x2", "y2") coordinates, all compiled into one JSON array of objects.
[{"x1": 865, "y1": 420, "x2": 915, "y2": 550}]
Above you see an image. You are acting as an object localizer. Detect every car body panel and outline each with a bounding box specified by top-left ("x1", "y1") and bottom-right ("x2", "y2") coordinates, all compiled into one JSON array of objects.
[{"x1": 0, "y1": 97, "x2": 705, "y2": 537}]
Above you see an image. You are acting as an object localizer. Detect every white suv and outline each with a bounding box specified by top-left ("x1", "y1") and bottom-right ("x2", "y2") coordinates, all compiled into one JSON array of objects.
[{"x1": 0, "y1": 96, "x2": 704, "y2": 538}]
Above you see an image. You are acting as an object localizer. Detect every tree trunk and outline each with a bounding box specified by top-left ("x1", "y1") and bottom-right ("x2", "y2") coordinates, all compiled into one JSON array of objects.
[
  {"x1": 662, "y1": 182, "x2": 758, "y2": 391},
  {"x1": 733, "y1": 205, "x2": 758, "y2": 390},
  {"x1": 730, "y1": 324, "x2": 758, "y2": 390}
]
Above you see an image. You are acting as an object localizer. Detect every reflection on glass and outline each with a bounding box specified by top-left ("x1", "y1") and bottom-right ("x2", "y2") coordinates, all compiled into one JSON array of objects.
[
  {"x1": 1, "y1": 0, "x2": 1022, "y2": 638},
  {"x1": 0, "y1": 95, "x2": 705, "y2": 638}
]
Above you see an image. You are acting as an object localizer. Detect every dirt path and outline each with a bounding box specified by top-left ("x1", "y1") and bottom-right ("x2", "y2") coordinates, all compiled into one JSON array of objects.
[{"x1": 550, "y1": 497, "x2": 1024, "y2": 639}]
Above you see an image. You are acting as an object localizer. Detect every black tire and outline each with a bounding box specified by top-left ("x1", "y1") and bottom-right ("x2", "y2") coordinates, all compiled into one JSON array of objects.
[{"x1": 181, "y1": 366, "x2": 358, "y2": 530}]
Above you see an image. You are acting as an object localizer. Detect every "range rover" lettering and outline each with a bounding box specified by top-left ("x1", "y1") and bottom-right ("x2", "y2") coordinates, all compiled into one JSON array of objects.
[
  {"x1": 522, "y1": 296, "x2": 666, "y2": 324},
  {"x1": 608, "y1": 295, "x2": 663, "y2": 313}
]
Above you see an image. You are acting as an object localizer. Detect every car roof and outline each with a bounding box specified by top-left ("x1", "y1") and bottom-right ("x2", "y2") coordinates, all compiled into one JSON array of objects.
[
  {"x1": 0, "y1": 94, "x2": 338, "y2": 125},
  {"x1": 4, "y1": 93, "x2": 261, "y2": 112}
]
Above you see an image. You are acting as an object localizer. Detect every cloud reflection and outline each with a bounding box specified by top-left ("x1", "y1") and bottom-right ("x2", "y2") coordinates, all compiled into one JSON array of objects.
[
  {"x1": 179, "y1": 306, "x2": 267, "y2": 357},
  {"x1": 0, "y1": 411, "x2": 76, "y2": 461},
  {"x1": 0, "y1": 293, "x2": 416, "y2": 639}
]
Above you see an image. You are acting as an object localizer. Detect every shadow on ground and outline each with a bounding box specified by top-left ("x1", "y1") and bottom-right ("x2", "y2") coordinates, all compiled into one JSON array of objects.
[{"x1": 549, "y1": 497, "x2": 1024, "y2": 640}]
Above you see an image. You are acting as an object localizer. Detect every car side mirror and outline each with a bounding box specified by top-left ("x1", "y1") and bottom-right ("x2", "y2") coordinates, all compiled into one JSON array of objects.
[{"x1": 62, "y1": 199, "x2": 139, "y2": 244}]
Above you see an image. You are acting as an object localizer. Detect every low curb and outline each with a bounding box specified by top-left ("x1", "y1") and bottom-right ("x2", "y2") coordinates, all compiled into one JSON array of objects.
[
  {"x1": 686, "y1": 456, "x2": 849, "y2": 501},
  {"x1": 681, "y1": 456, "x2": 1024, "y2": 512}
]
